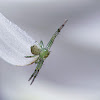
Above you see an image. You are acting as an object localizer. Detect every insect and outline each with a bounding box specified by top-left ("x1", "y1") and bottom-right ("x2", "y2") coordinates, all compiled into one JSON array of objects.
[{"x1": 0, "y1": 13, "x2": 67, "y2": 85}]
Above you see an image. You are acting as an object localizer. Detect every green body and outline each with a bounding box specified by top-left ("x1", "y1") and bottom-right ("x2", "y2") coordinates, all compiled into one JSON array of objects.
[
  {"x1": 39, "y1": 48, "x2": 50, "y2": 59},
  {"x1": 25, "y1": 20, "x2": 68, "y2": 85}
]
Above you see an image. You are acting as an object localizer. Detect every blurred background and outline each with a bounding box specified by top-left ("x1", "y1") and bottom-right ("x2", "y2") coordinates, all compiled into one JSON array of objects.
[{"x1": 0, "y1": 0, "x2": 100, "y2": 100}]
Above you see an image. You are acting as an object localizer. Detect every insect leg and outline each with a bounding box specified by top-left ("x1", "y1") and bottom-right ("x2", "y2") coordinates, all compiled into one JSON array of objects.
[
  {"x1": 28, "y1": 69, "x2": 37, "y2": 81},
  {"x1": 29, "y1": 59, "x2": 44, "y2": 85},
  {"x1": 46, "y1": 20, "x2": 68, "y2": 50},
  {"x1": 25, "y1": 55, "x2": 38, "y2": 58},
  {"x1": 29, "y1": 69, "x2": 39, "y2": 85},
  {"x1": 35, "y1": 57, "x2": 39, "y2": 64},
  {"x1": 39, "y1": 40, "x2": 44, "y2": 48}
]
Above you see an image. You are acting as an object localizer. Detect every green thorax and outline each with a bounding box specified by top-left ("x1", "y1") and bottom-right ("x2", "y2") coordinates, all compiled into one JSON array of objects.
[{"x1": 39, "y1": 48, "x2": 50, "y2": 59}]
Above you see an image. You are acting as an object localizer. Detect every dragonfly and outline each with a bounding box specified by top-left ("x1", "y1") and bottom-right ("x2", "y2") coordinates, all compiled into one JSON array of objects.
[{"x1": 0, "y1": 13, "x2": 67, "y2": 85}]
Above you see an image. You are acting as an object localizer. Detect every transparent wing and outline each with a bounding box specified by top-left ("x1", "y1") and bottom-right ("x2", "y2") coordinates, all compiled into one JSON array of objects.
[{"x1": 0, "y1": 13, "x2": 40, "y2": 66}]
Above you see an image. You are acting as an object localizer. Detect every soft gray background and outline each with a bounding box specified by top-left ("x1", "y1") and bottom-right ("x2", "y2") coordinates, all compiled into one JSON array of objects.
[{"x1": 0, "y1": 0, "x2": 100, "y2": 100}]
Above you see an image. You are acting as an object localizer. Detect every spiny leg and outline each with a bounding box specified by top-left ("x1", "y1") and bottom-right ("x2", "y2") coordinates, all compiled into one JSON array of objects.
[{"x1": 29, "y1": 58, "x2": 44, "y2": 85}]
